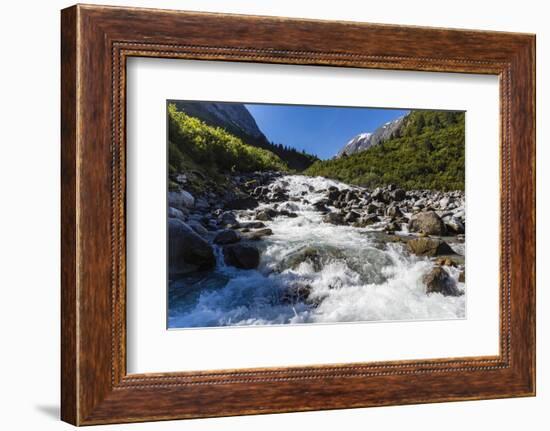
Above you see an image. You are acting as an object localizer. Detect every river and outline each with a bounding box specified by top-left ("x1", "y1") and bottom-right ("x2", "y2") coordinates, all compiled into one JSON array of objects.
[{"x1": 168, "y1": 175, "x2": 465, "y2": 328}]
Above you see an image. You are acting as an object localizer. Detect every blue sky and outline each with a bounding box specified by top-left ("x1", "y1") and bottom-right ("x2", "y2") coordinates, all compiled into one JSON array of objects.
[{"x1": 246, "y1": 104, "x2": 409, "y2": 160}]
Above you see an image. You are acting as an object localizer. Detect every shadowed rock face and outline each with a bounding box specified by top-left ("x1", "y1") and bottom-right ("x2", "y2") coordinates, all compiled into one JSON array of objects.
[
  {"x1": 223, "y1": 244, "x2": 260, "y2": 269},
  {"x1": 168, "y1": 219, "x2": 215, "y2": 275},
  {"x1": 213, "y1": 229, "x2": 241, "y2": 245},
  {"x1": 173, "y1": 101, "x2": 264, "y2": 139}
]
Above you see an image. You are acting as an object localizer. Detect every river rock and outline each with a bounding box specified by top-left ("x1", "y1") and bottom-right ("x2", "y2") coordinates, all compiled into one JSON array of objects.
[
  {"x1": 168, "y1": 219, "x2": 215, "y2": 275},
  {"x1": 218, "y1": 211, "x2": 238, "y2": 227},
  {"x1": 423, "y1": 266, "x2": 462, "y2": 296},
  {"x1": 407, "y1": 237, "x2": 455, "y2": 257},
  {"x1": 239, "y1": 221, "x2": 266, "y2": 229},
  {"x1": 408, "y1": 211, "x2": 447, "y2": 235},
  {"x1": 223, "y1": 244, "x2": 260, "y2": 269},
  {"x1": 168, "y1": 190, "x2": 195, "y2": 210},
  {"x1": 353, "y1": 214, "x2": 380, "y2": 227},
  {"x1": 214, "y1": 229, "x2": 241, "y2": 245},
  {"x1": 256, "y1": 208, "x2": 277, "y2": 221},
  {"x1": 386, "y1": 204, "x2": 403, "y2": 218},
  {"x1": 343, "y1": 210, "x2": 360, "y2": 223},
  {"x1": 244, "y1": 228, "x2": 273, "y2": 241},
  {"x1": 444, "y1": 216, "x2": 465, "y2": 235},
  {"x1": 366, "y1": 203, "x2": 379, "y2": 214},
  {"x1": 279, "y1": 210, "x2": 298, "y2": 218},
  {"x1": 327, "y1": 189, "x2": 341, "y2": 202}
]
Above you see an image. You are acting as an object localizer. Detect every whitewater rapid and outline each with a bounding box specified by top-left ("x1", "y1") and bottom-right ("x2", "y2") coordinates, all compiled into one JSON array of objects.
[{"x1": 168, "y1": 175, "x2": 465, "y2": 328}]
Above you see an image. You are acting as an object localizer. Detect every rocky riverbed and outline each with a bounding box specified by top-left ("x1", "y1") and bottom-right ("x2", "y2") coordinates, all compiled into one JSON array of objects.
[{"x1": 168, "y1": 171, "x2": 466, "y2": 328}]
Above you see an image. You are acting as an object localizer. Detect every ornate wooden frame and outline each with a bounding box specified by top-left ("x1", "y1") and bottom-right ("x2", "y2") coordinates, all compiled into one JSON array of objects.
[{"x1": 61, "y1": 4, "x2": 536, "y2": 425}]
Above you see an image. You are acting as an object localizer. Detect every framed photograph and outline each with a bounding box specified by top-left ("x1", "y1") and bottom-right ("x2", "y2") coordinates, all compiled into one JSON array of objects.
[{"x1": 61, "y1": 4, "x2": 536, "y2": 425}]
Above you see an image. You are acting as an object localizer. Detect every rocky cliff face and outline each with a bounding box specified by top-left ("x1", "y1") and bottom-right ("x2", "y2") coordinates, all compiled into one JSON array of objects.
[
  {"x1": 337, "y1": 114, "x2": 406, "y2": 158},
  {"x1": 172, "y1": 101, "x2": 264, "y2": 141}
]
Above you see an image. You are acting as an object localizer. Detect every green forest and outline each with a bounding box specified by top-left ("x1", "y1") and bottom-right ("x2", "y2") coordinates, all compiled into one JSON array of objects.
[
  {"x1": 168, "y1": 103, "x2": 288, "y2": 175},
  {"x1": 305, "y1": 111, "x2": 465, "y2": 191}
]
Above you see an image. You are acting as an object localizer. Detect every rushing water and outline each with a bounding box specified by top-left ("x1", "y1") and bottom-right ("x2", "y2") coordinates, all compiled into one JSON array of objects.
[{"x1": 168, "y1": 175, "x2": 465, "y2": 329}]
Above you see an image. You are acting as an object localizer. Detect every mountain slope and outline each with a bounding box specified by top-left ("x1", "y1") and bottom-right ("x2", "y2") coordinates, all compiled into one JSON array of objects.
[
  {"x1": 306, "y1": 110, "x2": 465, "y2": 191},
  {"x1": 172, "y1": 101, "x2": 264, "y2": 140},
  {"x1": 171, "y1": 101, "x2": 318, "y2": 171},
  {"x1": 337, "y1": 115, "x2": 406, "y2": 157},
  {"x1": 168, "y1": 104, "x2": 287, "y2": 177}
]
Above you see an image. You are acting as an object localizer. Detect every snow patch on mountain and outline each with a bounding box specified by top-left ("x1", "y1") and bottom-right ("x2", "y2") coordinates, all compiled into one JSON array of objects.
[{"x1": 336, "y1": 114, "x2": 407, "y2": 158}]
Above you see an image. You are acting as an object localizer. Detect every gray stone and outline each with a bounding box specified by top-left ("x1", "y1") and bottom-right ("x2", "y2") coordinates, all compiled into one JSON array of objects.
[
  {"x1": 168, "y1": 190, "x2": 195, "y2": 210},
  {"x1": 244, "y1": 228, "x2": 273, "y2": 241},
  {"x1": 408, "y1": 211, "x2": 447, "y2": 236}
]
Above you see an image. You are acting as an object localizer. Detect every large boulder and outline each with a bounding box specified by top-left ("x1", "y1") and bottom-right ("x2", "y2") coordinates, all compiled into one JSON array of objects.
[
  {"x1": 168, "y1": 219, "x2": 215, "y2": 275},
  {"x1": 218, "y1": 211, "x2": 238, "y2": 227},
  {"x1": 213, "y1": 229, "x2": 240, "y2": 245},
  {"x1": 168, "y1": 190, "x2": 195, "y2": 210},
  {"x1": 423, "y1": 266, "x2": 462, "y2": 296},
  {"x1": 407, "y1": 237, "x2": 455, "y2": 257},
  {"x1": 223, "y1": 244, "x2": 260, "y2": 269},
  {"x1": 408, "y1": 211, "x2": 447, "y2": 235},
  {"x1": 278, "y1": 246, "x2": 345, "y2": 272}
]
